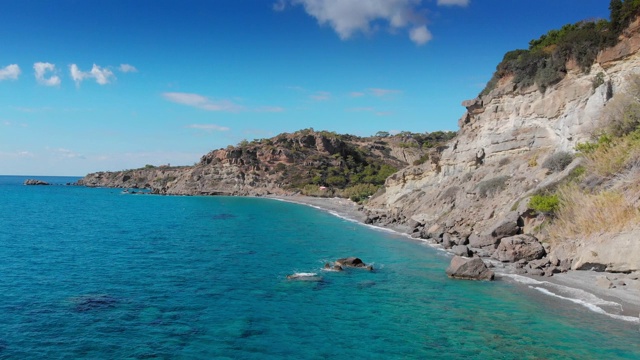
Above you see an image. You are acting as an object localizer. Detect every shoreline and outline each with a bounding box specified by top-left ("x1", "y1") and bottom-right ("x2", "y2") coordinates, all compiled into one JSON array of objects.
[{"x1": 267, "y1": 194, "x2": 640, "y2": 324}]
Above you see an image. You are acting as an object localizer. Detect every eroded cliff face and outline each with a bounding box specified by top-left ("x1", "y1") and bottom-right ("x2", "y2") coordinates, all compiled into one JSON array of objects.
[
  {"x1": 365, "y1": 22, "x2": 640, "y2": 272},
  {"x1": 79, "y1": 131, "x2": 428, "y2": 196}
]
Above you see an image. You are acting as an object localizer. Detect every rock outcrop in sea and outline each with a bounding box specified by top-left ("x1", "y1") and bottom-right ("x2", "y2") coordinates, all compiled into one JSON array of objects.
[{"x1": 24, "y1": 179, "x2": 50, "y2": 185}]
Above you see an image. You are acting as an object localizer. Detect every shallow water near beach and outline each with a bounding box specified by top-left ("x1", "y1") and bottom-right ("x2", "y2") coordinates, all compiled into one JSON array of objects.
[{"x1": 1, "y1": 175, "x2": 638, "y2": 359}]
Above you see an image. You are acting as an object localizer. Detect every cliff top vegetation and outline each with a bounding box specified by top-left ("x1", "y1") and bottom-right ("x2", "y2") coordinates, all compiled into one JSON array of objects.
[{"x1": 481, "y1": 0, "x2": 640, "y2": 95}]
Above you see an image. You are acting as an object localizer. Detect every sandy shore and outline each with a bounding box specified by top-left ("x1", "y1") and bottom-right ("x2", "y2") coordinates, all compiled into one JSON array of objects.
[{"x1": 268, "y1": 194, "x2": 640, "y2": 324}]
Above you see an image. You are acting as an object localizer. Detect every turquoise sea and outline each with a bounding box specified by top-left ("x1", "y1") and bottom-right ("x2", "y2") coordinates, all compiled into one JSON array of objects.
[{"x1": 0, "y1": 175, "x2": 638, "y2": 359}]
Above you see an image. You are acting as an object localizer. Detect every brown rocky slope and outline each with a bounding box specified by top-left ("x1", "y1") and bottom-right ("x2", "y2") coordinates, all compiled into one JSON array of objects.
[
  {"x1": 364, "y1": 18, "x2": 640, "y2": 278},
  {"x1": 79, "y1": 130, "x2": 453, "y2": 198}
]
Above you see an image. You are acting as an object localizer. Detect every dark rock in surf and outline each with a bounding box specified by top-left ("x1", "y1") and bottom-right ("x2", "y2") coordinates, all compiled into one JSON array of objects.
[{"x1": 332, "y1": 257, "x2": 374, "y2": 271}]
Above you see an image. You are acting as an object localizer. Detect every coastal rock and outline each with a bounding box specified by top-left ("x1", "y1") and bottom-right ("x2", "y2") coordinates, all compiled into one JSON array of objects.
[
  {"x1": 324, "y1": 263, "x2": 343, "y2": 272},
  {"x1": 335, "y1": 257, "x2": 364, "y2": 267},
  {"x1": 492, "y1": 234, "x2": 546, "y2": 263},
  {"x1": 24, "y1": 179, "x2": 50, "y2": 186},
  {"x1": 468, "y1": 233, "x2": 499, "y2": 249},
  {"x1": 446, "y1": 256, "x2": 495, "y2": 281},
  {"x1": 334, "y1": 257, "x2": 373, "y2": 271},
  {"x1": 451, "y1": 245, "x2": 471, "y2": 257},
  {"x1": 571, "y1": 231, "x2": 640, "y2": 272},
  {"x1": 489, "y1": 213, "x2": 521, "y2": 239}
]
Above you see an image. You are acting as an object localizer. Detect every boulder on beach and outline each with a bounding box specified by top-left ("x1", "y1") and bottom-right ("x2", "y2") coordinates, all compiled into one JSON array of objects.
[
  {"x1": 492, "y1": 234, "x2": 545, "y2": 263},
  {"x1": 446, "y1": 256, "x2": 494, "y2": 281},
  {"x1": 24, "y1": 179, "x2": 50, "y2": 186}
]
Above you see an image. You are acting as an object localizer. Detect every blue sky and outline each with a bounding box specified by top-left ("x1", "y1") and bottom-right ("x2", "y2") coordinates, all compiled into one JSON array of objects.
[{"x1": 0, "y1": 0, "x2": 610, "y2": 176}]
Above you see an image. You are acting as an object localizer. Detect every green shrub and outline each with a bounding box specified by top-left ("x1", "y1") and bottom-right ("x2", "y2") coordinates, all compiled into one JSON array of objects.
[
  {"x1": 342, "y1": 184, "x2": 379, "y2": 203},
  {"x1": 592, "y1": 72, "x2": 605, "y2": 90},
  {"x1": 477, "y1": 175, "x2": 510, "y2": 198},
  {"x1": 609, "y1": 102, "x2": 640, "y2": 137},
  {"x1": 413, "y1": 154, "x2": 429, "y2": 166},
  {"x1": 529, "y1": 194, "x2": 560, "y2": 214},
  {"x1": 479, "y1": 10, "x2": 625, "y2": 96},
  {"x1": 542, "y1": 151, "x2": 573, "y2": 172}
]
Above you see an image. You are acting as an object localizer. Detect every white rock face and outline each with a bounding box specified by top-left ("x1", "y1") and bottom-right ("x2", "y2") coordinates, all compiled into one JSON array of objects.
[{"x1": 366, "y1": 28, "x2": 640, "y2": 270}]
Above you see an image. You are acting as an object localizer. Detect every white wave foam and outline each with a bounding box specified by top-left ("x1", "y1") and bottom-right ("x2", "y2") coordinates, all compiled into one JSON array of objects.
[
  {"x1": 502, "y1": 273, "x2": 546, "y2": 286},
  {"x1": 290, "y1": 272, "x2": 317, "y2": 277},
  {"x1": 503, "y1": 273, "x2": 640, "y2": 323},
  {"x1": 532, "y1": 287, "x2": 639, "y2": 323}
]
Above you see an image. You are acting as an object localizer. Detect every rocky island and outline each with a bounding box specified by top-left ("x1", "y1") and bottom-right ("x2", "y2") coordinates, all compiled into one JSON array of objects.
[{"x1": 24, "y1": 179, "x2": 50, "y2": 186}]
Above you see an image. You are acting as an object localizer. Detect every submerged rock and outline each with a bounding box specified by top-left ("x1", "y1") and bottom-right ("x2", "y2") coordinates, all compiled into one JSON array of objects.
[
  {"x1": 446, "y1": 256, "x2": 494, "y2": 281},
  {"x1": 286, "y1": 273, "x2": 323, "y2": 281},
  {"x1": 72, "y1": 294, "x2": 118, "y2": 312}
]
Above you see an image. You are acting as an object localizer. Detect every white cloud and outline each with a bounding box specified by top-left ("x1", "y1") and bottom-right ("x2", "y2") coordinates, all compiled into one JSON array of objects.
[
  {"x1": 273, "y1": 0, "x2": 286, "y2": 11},
  {"x1": 437, "y1": 0, "x2": 469, "y2": 7},
  {"x1": 70, "y1": 64, "x2": 89, "y2": 84},
  {"x1": 187, "y1": 124, "x2": 231, "y2": 132},
  {"x1": 310, "y1": 91, "x2": 331, "y2": 101},
  {"x1": 34, "y1": 62, "x2": 61, "y2": 86},
  {"x1": 54, "y1": 148, "x2": 85, "y2": 159},
  {"x1": 163, "y1": 92, "x2": 245, "y2": 112},
  {"x1": 349, "y1": 91, "x2": 365, "y2": 97},
  {"x1": 289, "y1": 0, "x2": 432, "y2": 45},
  {"x1": 118, "y1": 64, "x2": 138, "y2": 73},
  {"x1": 255, "y1": 106, "x2": 285, "y2": 112},
  {"x1": 368, "y1": 88, "x2": 402, "y2": 97},
  {"x1": 0, "y1": 64, "x2": 20, "y2": 80},
  {"x1": 91, "y1": 64, "x2": 114, "y2": 85},
  {"x1": 0, "y1": 150, "x2": 34, "y2": 158},
  {"x1": 70, "y1": 64, "x2": 115, "y2": 86},
  {"x1": 409, "y1": 25, "x2": 432, "y2": 45}
]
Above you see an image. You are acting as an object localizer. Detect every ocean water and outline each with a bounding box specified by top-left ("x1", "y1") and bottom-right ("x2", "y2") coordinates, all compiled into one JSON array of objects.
[{"x1": 0, "y1": 175, "x2": 638, "y2": 359}]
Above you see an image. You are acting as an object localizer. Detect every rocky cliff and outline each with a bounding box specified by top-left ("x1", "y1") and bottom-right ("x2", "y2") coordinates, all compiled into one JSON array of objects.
[
  {"x1": 79, "y1": 130, "x2": 451, "y2": 197},
  {"x1": 365, "y1": 18, "x2": 640, "y2": 274}
]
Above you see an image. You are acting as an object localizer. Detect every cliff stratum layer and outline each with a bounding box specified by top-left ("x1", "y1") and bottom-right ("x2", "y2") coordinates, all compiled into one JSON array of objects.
[{"x1": 366, "y1": 18, "x2": 640, "y2": 274}]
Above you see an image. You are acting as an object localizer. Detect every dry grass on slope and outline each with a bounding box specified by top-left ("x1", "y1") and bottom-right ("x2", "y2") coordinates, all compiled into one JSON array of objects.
[
  {"x1": 547, "y1": 136, "x2": 640, "y2": 243},
  {"x1": 545, "y1": 76, "x2": 640, "y2": 243},
  {"x1": 547, "y1": 184, "x2": 640, "y2": 243}
]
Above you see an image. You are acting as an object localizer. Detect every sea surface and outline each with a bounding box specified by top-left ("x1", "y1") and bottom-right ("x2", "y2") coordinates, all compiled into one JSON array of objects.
[{"x1": 0, "y1": 175, "x2": 638, "y2": 359}]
